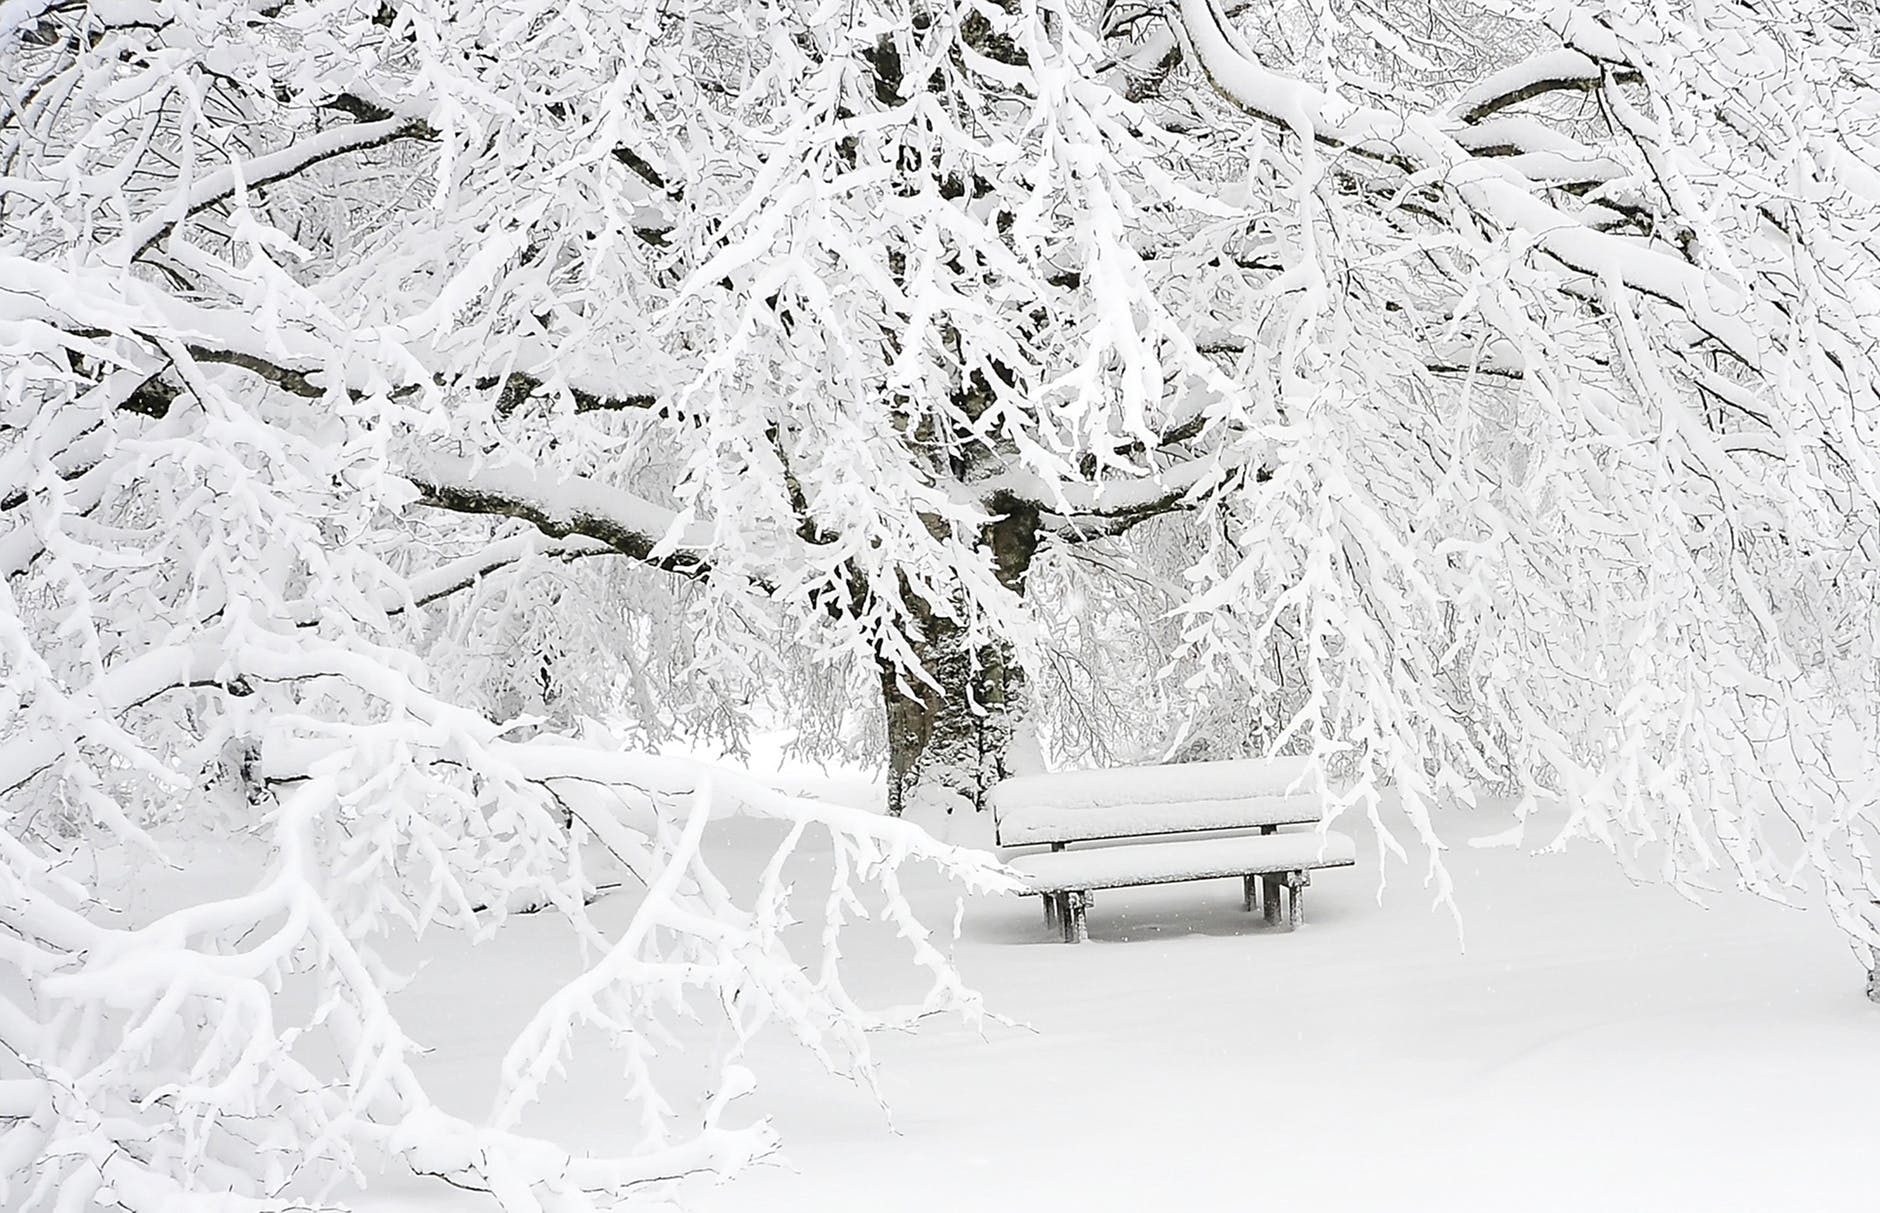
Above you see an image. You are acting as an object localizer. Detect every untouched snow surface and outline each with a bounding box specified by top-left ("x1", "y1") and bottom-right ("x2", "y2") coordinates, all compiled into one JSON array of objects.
[{"x1": 351, "y1": 748, "x2": 1879, "y2": 1213}]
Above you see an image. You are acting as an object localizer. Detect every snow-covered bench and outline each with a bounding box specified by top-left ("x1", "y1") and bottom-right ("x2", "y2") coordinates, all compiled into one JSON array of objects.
[{"x1": 988, "y1": 758, "x2": 1356, "y2": 943}]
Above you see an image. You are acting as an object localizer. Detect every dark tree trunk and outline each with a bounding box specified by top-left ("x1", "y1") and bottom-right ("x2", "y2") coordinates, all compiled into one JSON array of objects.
[{"x1": 882, "y1": 497, "x2": 1039, "y2": 816}]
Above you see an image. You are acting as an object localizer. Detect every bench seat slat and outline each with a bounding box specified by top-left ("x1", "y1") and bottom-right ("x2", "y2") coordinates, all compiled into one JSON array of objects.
[
  {"x1": 995, "y1": 793, "x2": 1321, "y2": 847},
  {"x1": 1008, "y1": 831, "x2": 1357, "y2": 894}
]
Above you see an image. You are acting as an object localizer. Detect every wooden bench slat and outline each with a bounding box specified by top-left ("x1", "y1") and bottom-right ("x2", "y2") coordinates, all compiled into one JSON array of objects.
[
  {"x1": 995, "y1": 793, "x2": 1322, "y2": 847},
  {"x1": 986, "y1": 757, "x2": 1320, "y2": 815},
  {"x1": 1008, "y1": 830, "x2": 1357, "y2": 895},
  {"x1": 987, "y1": 761, "x2": 1351, "y2": 943}
]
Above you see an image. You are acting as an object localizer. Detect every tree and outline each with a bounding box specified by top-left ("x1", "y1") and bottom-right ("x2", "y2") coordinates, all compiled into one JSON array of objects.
[{"x1": 4, "y1": 0, "x2": 1879, "y2": 1206}]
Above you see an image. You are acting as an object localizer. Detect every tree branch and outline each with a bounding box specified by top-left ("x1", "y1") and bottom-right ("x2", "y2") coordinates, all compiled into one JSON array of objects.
[
  {"x1": 1447, "y1": 49, "x2": 1640, "y2": 125},
  {"x1": 483, "y1": 370, "x2": 658, "y2": 417},
  {"x1": 1172, "y1": 0, "x2": 1775, "y2": 373},
  {"x1": 402, "y1": 453, "x2": 710, "y2": 578},
  {"x1": 17, "y1": 334, "x2": 696, "y2": 586},
  {"x1": 287, "y1": 533, "x2": 618, "y2": 627},
  {"x1": 125, "y1": 115, "x2": 436, "y2": 259}
]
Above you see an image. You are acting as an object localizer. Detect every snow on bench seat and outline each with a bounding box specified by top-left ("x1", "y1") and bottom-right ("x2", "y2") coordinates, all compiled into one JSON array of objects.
[
  {"x1": 1007, "y1": 830, "x2": 1356, "y2": 894},
  {"x1": 989, "y1": 758, "x2": 1325, "y2": 848}
]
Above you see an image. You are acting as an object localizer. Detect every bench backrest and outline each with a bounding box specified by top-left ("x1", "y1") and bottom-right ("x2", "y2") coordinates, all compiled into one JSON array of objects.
[{"x1": 988, "y1": 758, "x2": 1325, "y2": 848}]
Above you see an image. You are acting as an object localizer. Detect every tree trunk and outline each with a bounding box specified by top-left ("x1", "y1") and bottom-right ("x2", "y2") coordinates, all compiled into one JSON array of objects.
[{"x1": 882, "y1": 498, "x2": 1039, "y2": 816}]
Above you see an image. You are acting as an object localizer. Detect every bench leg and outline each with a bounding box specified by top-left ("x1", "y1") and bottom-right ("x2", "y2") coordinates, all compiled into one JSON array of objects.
[
  {"x1": 1062, "y1": 891, "x2": 1089, "y2": 943},
  {"x1": 1043, "y1": 893, "x2": 1058, "y2": 931},
  {"x1": 1285, "y1": 870, "x2": 1310, "y2": 930},
  {"x1": 1261, "y1": 874, "x2": 1283, "y2": 927},
  {"x1": 1242, "y1": 874, "x2": 1259, "y2": 912}
]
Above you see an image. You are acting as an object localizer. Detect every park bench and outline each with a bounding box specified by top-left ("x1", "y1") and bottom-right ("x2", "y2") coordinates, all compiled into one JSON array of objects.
[{"x1": 988, "y1": 758, "x2": 1356, "y2": 943}]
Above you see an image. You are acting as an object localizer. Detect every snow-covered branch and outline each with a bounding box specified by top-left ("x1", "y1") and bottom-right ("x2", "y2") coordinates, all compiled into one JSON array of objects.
[
  {"x1": 1447, "y1": 49, "x2": 1634, "y2": 124},
  {"x1": 403, "y1": 453, "x2": 711, "y2": 577},
  {"x1": 122, "y1": 115, "x2": 437, "y2": 260},
  {"x1": 7, "y1": 2, "x2": 1880, "y2": 1208}
]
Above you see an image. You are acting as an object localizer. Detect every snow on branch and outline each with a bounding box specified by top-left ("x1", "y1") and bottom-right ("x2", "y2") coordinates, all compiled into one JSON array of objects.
[
  {"x1": 1174, "y1": 0, "x2": 1773, "y2": 362},
  {"x1": 1446, "y1": 49, "x2": 1633, "y2": 124},
  {"x1": 974, "y1": 451, "x2": 1229, "y2": 538},
  {"x1": 3, "y1": 586, "x2": 1012, "y2": 1212},
  {"x1": 1141, "y1": 0, "x2": 1880, "y2": 962},
  {"x1": 7, "y1": 8, "x2": 1880, "y2": 1212},
  {"x1": 287, "y1": 533, "x2": 618, "y2": 627},
  {"x1": 122, "y1": 116, "x2": 437, "y2": 260},
  {"x1": 402, "y1": 452, "x2": 712, "y2": 577}
]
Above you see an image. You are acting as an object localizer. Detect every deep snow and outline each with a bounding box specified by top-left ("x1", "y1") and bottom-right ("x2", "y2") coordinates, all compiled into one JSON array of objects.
[{"x1": 352, "y1": 747, "x2": 1879, "y2": 1213}]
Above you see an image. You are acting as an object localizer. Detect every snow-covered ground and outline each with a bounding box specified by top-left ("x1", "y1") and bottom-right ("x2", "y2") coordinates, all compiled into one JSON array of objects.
[{"x1": 355, "y1": 746, "x2": 1878, "y2": 1213}]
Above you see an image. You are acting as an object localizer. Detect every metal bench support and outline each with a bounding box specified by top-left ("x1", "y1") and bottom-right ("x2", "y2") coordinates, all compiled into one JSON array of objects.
[
  {"x1": 1061, "y1": 891, "x2": 1089, "y2": 943},
  {"x1": 1285, "y1": 869, "x2": 1309, "y2": 929},
  {"x1": 1261, "y1": 873, "x2": 1284, "y2": 926}
]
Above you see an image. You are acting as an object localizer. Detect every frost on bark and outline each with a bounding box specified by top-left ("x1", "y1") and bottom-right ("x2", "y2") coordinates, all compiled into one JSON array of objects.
[
  {"x1": 884, "y1": 499, "x2": 1040, "y2": 816},
  {"x1": 1867, "y1": 926, "x2": 1880, "y2": 1005}
]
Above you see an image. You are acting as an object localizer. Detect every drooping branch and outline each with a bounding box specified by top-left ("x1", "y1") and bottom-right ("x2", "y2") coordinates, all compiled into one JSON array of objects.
[
  {"x1": 0, "y1": 321, "x2": 687, "y2": 589},
  {"x1": 286, "y1": 533, "x2": 617, "y2": 627},
  {"x1": 1170, "y1": 0, "x2": 1783, "y2": 375},
  {"x1": 124, "y1": 116, "x2": 437, "y2": 259},
  {"x1": 0, "y1": 643, "x2": 228, "y2": 799},
  {"x1": 1446, "y1": 49, "x2": 1640, "y2": 125}
]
